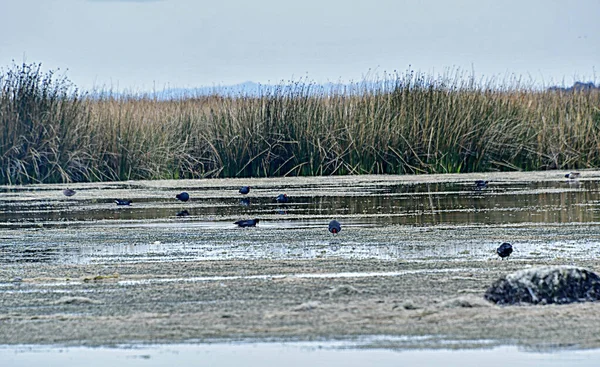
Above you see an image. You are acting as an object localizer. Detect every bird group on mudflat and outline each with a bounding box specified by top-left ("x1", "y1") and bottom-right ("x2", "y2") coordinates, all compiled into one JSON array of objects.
[
  {"x1": 233, "y1": 186, "x2": 340, "y2": 234},
  {"x1": 62, "y1": 170, "x2": 581, "y2": 258},
  {"x1": 474, "y1": 171, "x2": 581, "y2": 260},
  {"x1": 62, "y1": 184, "x2": 341, "y2": 235}
]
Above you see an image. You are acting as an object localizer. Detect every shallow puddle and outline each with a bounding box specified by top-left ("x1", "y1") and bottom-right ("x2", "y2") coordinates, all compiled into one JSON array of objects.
[{"x1": 2, "y1": 339, "x2": 600, "y2": 367}]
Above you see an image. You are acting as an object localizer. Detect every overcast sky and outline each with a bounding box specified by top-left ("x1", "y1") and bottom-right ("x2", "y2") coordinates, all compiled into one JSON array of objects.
[{"x1": 1, "y1": 0, "x2": 598, "y2": 91}]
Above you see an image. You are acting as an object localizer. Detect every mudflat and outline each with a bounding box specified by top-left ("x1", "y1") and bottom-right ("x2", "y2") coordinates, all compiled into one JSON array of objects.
[{"x1": 1, "y1": 171, "x2": 600, "y2": 348}]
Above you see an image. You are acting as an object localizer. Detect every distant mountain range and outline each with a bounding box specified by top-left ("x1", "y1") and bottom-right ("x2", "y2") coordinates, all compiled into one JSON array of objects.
[
  {"x1": 547, "y1": 81, "x2": 598, "y2": 92},
  {"x1": 91, "y1": 80, "x2": 598, "y2": 100},
  {"x1": 141, "y1": 80, "x2": 396, "y2": 100}
]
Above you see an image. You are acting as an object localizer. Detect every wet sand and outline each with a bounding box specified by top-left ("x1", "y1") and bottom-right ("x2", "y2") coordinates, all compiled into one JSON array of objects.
[{"x1": 1, "y1": 171, "x2": 600, "y2": 348}]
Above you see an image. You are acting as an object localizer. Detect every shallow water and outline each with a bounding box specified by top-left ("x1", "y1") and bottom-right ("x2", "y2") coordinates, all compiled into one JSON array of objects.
[
  {"x1": 1, "y1": 172, "x2": 600, "y2": 266},
  {"x1": 1, "y1": 178, "x2": 599, "y2": 227},
  {"x1": 3, "y1": 339, "x2": 600, "y2": 367}
]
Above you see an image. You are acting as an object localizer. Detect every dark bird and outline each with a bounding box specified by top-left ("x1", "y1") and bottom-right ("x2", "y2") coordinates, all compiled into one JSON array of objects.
[
  {"x1": 475, "y1": 180, "x2": 489, "y2": 190},
  {"x1": 496, "y1": 242, "x2": 513, "y2": 259},
  {"x1": 565, "y1": 172, "x2": 581, "y2": 180},
  {"x1": 240, "y1": 198, "x2": 250, "y2": 206},
  {"x1": 176, "y1": 192, "x2": 190, "y2": 202},
  {"x1": 176, "y1": 210, "x2": 190, "y2": 217},
  {"x1": 275, "y1": 193, "x2": 289, "y2": 203},
  {"x1": 328, "y1": 219, "x2": 341, "y2": 234},
  {"x1": 63, "y1": 188, "x2": 76, "y2": 197},
  {"x1": 115, "y1": 199, "x2": 132, "y2": 206},
  {"x1": 234, "y1": 218, "x2": 259, "y2": 227},
  {"x1": 239, "y1": 186, "x2": 251, "y2": 195}
]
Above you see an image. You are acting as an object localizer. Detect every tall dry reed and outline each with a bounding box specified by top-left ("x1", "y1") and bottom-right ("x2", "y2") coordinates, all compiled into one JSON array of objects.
[{"x1": 1, "y1": 63, "x2": 599, "y2": 184}]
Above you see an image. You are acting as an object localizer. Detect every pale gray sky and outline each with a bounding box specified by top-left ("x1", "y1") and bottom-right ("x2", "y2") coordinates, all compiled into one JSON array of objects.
[{"x1": 1, "y1": 0, "x2": 598, "y2": 91}]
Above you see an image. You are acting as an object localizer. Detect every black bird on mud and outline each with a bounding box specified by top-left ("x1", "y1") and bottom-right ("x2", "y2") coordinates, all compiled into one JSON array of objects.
[
  {"x1": 497, "y1": 242, "x2": 513, "y2": 259},
  {"x1": 176, "y1": 192, "x2": 190, "y2": 202},
  {"x1": 176, "y1": 210, "x2": 190, "y2": 217},
  {"x1": 275, "y1": 193, "x2": 289, "y2": 203},
  {"x1": 328, "y1": 220, "x2": 341, "y2": 234},
  {"x1": 115, "y1": 199, "x2": 132, "y2": 206},
  {"x1": 475, "y1": 180, "x2": 489, "y2": 190},
  {"x1": 234, "y1": 218, "x2": 259, "y2": 228},
  {"x1": 63, "y1": 188, "x2": 76, "y2": 197},
  {"x1": 565, "y1": 172, "x2": 581, "y2": 180},
  {"x1": 239, "y1": 186, "x2": 251, "y2": 195}
]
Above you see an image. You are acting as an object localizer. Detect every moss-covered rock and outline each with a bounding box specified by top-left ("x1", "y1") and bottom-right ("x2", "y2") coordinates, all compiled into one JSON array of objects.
[{"x1": 484, "y1": 266, "x2": 600, "y2": 305}]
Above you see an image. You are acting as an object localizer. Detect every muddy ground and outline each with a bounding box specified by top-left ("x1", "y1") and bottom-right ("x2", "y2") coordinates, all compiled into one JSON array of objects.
[{"x1": 1, "y1": 171, "x2": 600, "y2": 349}]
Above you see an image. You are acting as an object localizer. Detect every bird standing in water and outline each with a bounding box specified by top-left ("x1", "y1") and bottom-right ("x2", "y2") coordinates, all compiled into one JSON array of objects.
[
  {"x1": 496, "y1": 243, "x2": 513, "y2": 260},
  {"x1": 275, "y1": 194, "x2": 289, "y2": 203},
  {"x1": 565, "y1": 172, "x2": 581, "y2": 180},
  {"x1": 115, "y1": 199, "x2": 132, "y2": 206},
  {"x1": 239, "y1": 186, "x2": 251, "y2": 195},
  {"x1": 328, "y1": 220, "x2": 341, "y2": 234},
  {"x1": 234, "y1": 218, "x2": 259, "y2": 227},
  {"x1": 475, "y1": 180, "x2": 489, "y2": 190},
  {"x1": 63, "y1": 188, "x2": 76, "y2": 197},
  {"x1": 176, "y1": 192, "x2": 190, "y2": 202}
]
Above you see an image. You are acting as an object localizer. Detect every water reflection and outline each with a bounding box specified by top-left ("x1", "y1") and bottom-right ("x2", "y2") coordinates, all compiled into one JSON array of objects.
[
  {"x1": 0, "y1": 179, "x2": 598, "y2": 227},
  {"x1": 0, "y1": 245, "x2": 65, "y2": 263}
]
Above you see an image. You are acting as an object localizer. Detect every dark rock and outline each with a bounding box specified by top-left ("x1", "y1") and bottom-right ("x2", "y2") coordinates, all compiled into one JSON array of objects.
[
  {"x1": 484, "y1": 266, "x2": 600, "y2": 305},
  {"x1": 239, "y1": 186, "x2": 250, "y2": 195},
  {"x1": 63, "y1": 188, "x2": 76, "y2": 197}
]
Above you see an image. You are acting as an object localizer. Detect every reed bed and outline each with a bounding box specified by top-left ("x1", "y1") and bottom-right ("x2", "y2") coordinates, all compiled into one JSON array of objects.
[{"x1": 1, "y1": 63, "x2": 599, "y2": 184}]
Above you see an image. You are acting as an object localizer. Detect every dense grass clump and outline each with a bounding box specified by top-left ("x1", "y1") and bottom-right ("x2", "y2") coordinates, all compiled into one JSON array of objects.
[
  {"x1": 0, "y1": 63, "x2": 91, "y2": 184},
  {"x1": 1, "y1": 63, "x2": 599, "y2": 184}
]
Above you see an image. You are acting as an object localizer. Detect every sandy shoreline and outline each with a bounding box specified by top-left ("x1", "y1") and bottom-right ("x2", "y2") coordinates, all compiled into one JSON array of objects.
[{"x1": 2, "y1": 257, "x2": 600, "y2": 348}]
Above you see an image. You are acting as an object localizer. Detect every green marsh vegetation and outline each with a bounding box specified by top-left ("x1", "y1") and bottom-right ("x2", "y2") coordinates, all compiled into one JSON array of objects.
[{"x1": 1, "y1": 62, "x2": 599, "y2": 184}]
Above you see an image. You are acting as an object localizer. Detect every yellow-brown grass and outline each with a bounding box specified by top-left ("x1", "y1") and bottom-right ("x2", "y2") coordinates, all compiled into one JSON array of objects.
[{"x1": 1, "y1": 63, "x2": 599, "y2": 184}]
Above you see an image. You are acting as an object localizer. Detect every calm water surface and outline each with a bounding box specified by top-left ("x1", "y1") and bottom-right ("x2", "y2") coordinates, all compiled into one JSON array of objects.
[
  {"x1": 3, "y1": 340, "x2": 600, "y2": 367},
  {"x1": 1, "y1": 178, "x2": 598, "y2": 226}
]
